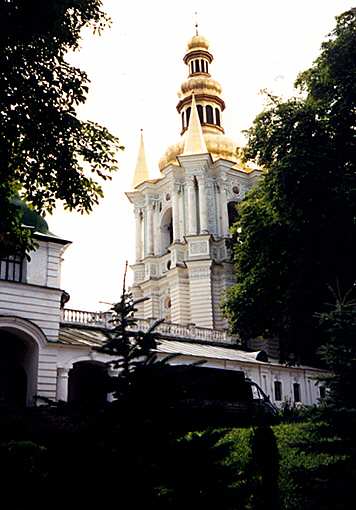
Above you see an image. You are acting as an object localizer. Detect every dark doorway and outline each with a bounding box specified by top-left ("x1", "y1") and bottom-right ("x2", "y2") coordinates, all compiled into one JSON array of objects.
[
  {"x1": 68, "y1": 361, "x2": 109, "y2": 407},
  {"x1": 0, "y1": 331, "x2": 36, "y2": 408}
]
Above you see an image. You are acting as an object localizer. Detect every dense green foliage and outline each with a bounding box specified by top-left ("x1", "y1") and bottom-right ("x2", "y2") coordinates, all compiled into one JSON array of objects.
[
  {"x1": 2, "y1": 410, "x2": 354, "y2": 508},
  {"x1": 0, "y1": 0, "x2": 122, "y2": 255},
  {"x1": 223, "y1": 9, "x2": 356, "y2": 363},
  {"x1": 317, "y1": 292, "x2": 356, "y2": 411},
  {"x1": 225, "y1": 421, "x2": 354, "y2": 509}
]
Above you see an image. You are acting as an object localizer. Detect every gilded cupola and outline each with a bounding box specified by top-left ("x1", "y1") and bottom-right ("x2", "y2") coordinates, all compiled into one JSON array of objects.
[{"x1": 159, "y1": 31, "x2": 240, "y2": 171}]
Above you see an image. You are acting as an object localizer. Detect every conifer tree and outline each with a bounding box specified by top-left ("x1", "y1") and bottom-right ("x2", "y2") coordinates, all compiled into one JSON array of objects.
[{"x1": 96, "y1": 262, "x2": 163, "y2": 401}]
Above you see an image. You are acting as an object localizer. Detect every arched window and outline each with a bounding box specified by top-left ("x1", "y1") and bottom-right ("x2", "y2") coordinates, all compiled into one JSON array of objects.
[
  {"x1": 206, "y1": 105, "x2": 214, "y2": 124},
  {"x1": 227, "y1": 201, "x2": 238, "y2": 228},
  {"x1": 215, "y1": 108, "x2": 220, "y2": 126},
  {"x1": 195, "y1": 60, "x2": 200, "y2": 72},
  {"x1": 197, "y1": 104, "x2": 204, "y2": 124},
  {"x1": 160, "y1": 208, "x2": 173, "y2": 254},
  {"x1": 181, "y1": 111, "x2": 185, "y2": 130},
  {"x1": 186, "y1": 107, "x2": 191, "y2": 126}
]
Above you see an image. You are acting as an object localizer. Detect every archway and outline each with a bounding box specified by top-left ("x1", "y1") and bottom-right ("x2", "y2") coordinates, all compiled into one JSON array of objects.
[
  {"x1": 68, "y1": 361, "x2": 109, "y2": 407},
  {"x1": 0, "y1": 322, "x2": 40, "y2": 408},
  {"x1": 160, "y1": 207, "x2": 173, "y2": 254}
]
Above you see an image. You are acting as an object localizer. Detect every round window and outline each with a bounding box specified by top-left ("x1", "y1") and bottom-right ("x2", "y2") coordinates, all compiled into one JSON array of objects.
[
  {"x1": 232, "y1": 185, "x2": 240, "y2": 195},
  {"x1": 165, "y1": 193, "x2": 171, "y2": 201}
]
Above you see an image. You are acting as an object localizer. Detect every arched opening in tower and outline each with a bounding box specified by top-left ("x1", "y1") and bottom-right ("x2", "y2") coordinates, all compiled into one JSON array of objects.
[
  {"x1": 206, "y1": 105, "x2": 214, "y2": 124},
  {"x1": 68, "y1": 361, "x2": 109, "y2": 407},
  {"x1": 197, "y1": 104, "x2": 204, "y2": 124},
  {"x1": 0, "y1": 330, "x2": 38, "y2": 408},
  {"x1": 227, "y1": 201, "x2": 239, "y2": 228},
  {"x1": 160, "y1": 207, "x2": 173, "y2": 254}
]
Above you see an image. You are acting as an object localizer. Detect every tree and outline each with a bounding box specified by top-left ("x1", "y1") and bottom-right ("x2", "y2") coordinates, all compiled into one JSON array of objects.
[
  {"x1": 223, "y1": 9, "x2": 356, "y2": 363},
  {"x1": 0, "y1": 0, "x2": 122, "y2": 256},
  {"x1": 317, "y1": 288, "x2": 356, "y2": 411},
  {"x1": 96, "y1": 262, "x2": 163, "y2": 403}
]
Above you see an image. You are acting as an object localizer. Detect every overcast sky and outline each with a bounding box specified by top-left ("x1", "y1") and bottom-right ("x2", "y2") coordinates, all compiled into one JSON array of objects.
[{"x1": 48, "y1": 0, "x2": 355, "y2": 311}]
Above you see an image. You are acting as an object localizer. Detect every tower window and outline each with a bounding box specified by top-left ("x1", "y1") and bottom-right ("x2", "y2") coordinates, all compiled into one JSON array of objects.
[
  {"x1": 195, "y1": 60, "x2": 200, "y2": 72},
  {"x1": 0, "y1": 254, "x2": 25, "y2": 283},
  {"x1": 274, "y1": 381, "x2": 282, "y2": 401},
  {"x1": 206, "y1": 105, "x2": 214, "y2": 124},
  {"x1": 181, "y1": 111, "x2": 185, "y2": 130},
  {"x1": 197, "y1": 104, "x2": 204, "y2": 124},
  {"x1": 293, "y1": 383, "x2": 301, "y2": 402},
  {"x1": 215, "y1": 108, "x2": 220, "y2": 126},
  {"x1": 186, "y1": 107, "x2": 191, "y2": 126},
  {"x1": 227, "y1": 201, "x2": 238, "y2": 228}
]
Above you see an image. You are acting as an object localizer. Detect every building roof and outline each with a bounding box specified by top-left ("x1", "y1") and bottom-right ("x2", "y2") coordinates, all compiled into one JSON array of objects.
[
  {"x1": 58, "y1": 325, "x2": 323, "y2": 372},
  {"x1": 13, "y1": 196, "x2": 49, "y2": 234}
]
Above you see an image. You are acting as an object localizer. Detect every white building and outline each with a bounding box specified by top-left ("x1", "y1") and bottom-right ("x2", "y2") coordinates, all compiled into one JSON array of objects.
[
  {"x1": 127, "y1": 34, "x2": 260, "y2": 329},
  {"x1": 0, "y1": 33, "x2": 325, "y2": 410}
]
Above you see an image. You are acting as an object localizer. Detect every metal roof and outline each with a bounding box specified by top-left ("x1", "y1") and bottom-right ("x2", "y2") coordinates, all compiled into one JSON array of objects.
[{"x1": 58, "y1": 325, "x2": 322, "y2": 371}]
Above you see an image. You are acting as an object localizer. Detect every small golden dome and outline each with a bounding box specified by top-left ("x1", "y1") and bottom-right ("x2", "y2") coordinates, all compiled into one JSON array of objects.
[
  {"x1": 187, "y1": 34, "x2": 209, "y2": 50},
  {"x1": 159, "y1": 132, "x2": 241, "y2": 171},
  {"x1": 179, "y1": 76, "x2": 222, "y2": 98}
]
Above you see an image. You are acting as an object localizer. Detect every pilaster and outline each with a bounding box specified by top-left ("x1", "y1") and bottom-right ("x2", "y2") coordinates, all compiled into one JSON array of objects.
[
  {"x1": 167, "y1": 266, "x2": 190, "y2": 324},
  {"x1": 186, "y1": 259, "x2": 214, "y2": 329}
]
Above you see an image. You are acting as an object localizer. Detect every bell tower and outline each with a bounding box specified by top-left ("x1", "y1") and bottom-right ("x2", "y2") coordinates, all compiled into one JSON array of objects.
[{"x1": 126, "y1": 32, "x2": 260, "y2": 330}]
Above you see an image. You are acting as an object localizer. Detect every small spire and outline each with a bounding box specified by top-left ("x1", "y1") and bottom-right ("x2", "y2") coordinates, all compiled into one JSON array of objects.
[
  {"x1": 132, "y1": 129, "x2": 150, "y2": 188},
  {"x1": 183, "y1": 93, "x2": 208, "y2": 156},
  {"x1": 194, "y1": 11, "x2": 199, "y2": 35}
]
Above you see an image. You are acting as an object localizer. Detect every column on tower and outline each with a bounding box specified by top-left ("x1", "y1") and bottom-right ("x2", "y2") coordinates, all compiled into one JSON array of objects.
[
  {"x1": 197, "y1": 176, "x2": 208, "y2": 233},
  {"x1": 219, "y1": 180, "x2": 229, "y2": 237},
  {"x1": 172, "y1": 182, "x2": 180, "y2": 242},
  {"x1": 186, "y1": 176, "x2": 198, "y2": 235},
  {"x1": 178, "y1": 185, "x2": 185, "y2": 238},
  {"x1": 146, "y1": 200, "x2": 154, "y2": 256},
  {"x1": 153, "y1": 200, "x2": 160, "y2": 255},
  {"x1": 134, "y1": 208, "x2": 143, "y2": 262}
]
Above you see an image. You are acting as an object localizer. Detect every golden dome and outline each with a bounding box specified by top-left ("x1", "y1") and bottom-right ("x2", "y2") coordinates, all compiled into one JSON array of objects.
[
  {"x1": 159, "y1": 132, "x2": 241, "y2": 171},
  {"x1": 179, "y1": 76, "x2": 222, "y2": 98},
  {"x1": 187, "y1": 34, "x2": 210, "y2": 51}
]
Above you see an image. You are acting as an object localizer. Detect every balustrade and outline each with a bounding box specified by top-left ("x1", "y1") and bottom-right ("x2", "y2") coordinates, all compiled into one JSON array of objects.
[{"x1": 60, "y1": 308, "x2": 235, "y2": 345}]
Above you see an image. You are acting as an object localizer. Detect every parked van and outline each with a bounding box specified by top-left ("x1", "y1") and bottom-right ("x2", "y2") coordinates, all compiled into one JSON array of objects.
[{"x1": 135, "y1": 364, "x2": 278, "y2": 428}]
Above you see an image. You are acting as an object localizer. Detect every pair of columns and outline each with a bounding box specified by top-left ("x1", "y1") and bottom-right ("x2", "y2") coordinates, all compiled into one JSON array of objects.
[
  {"x1": 182, "y1": 177, "x2": 230, "y2": 238},
  {"x1": 186, "y1": 176, "x2": 209, "y2": 236},
  {"x1": 134, "y1": 177, "x2": 230, "y2": 262},
  {"x1": 134, "y1": 188, "x2": 181, "y2": 262}
]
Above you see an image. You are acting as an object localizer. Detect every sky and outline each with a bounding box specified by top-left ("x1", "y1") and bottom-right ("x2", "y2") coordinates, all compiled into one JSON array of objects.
[{"x1": 48, "y1": 0, "x2": 355, "y2": 311}]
